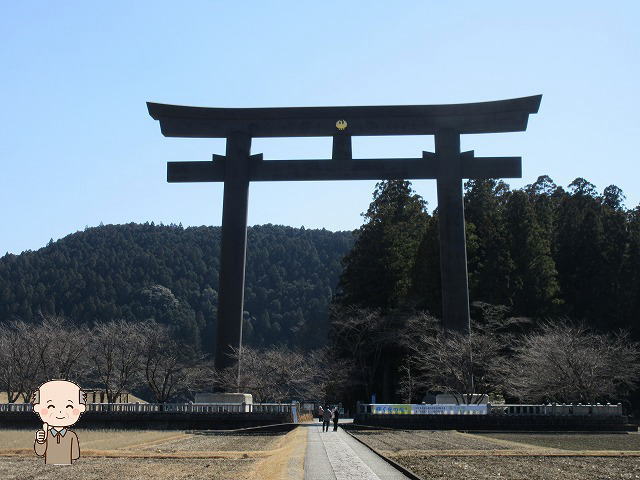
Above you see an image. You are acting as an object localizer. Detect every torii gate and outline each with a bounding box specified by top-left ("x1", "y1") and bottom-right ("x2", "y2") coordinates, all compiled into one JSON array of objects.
[{"x1": 147, "y1": 95, "x2": 541, "y2": 371}]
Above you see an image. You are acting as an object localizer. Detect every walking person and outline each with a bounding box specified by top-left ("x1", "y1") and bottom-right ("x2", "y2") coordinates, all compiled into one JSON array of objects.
[
  {"x1": 322, "y1": 405, "x2": 332, "y2": 432},
  {"x1": 332, "y1": 406, "x2": 340, "y2": 431},
  {"x1": 318, "y1": 405, "x2": 324, "y2": 423}
]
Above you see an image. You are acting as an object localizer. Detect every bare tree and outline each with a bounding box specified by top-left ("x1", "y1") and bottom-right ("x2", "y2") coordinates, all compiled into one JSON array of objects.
[
  {"x1": 505, "y1": 322, "x2": 640, "y2": 403},
  {"x1": 0, "y1": 324, "x2": 19, "y2": 402},
  {"x1": 409, "y1": 329, "x2": 503, "y2": 404},
  {"x1": 396, "y1": 358, "x2": 417, "y2": 403},
  {"x1": 0, "y1": 316, "x2": 92, "y2": 402},
  {"x1": 0, "y1": 320, "x2": 44, "y2": 402},
  {"x1": 139, "y1": 320, "x2": 197, "y2": 404},
  {"x1": 214, "y1": 345, "x2": 343, "y2": 403},
  {"x1": 0, "y1": 321, "x2": 38, "y2": 402},
  {"x1": 181, "y1": 361, "x2": 216, "y2": 401},
  {"x1": 307, "y1": 347, "x2": 353, "y2": 404},
  {"x1": 216, "y1": 346, "x2": 306, "y2": 402},
  {"x1": 399, "y1": 313, "x2": 504, "y2": 404},
  {"x1": 329, "y1": 307, "x2": 397, "y2": 399},
  {"x1": 88, "y1": 319, "x2": 142, "y2": 403},
  {"x1": 36, "y1": 315, "x2": 89, "y2": 382}
]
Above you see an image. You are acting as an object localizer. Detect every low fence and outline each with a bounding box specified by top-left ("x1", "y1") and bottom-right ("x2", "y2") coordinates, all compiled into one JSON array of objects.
[
  {"x1": 0, "y1": 402, "x2": 293, "y2": 414},
  {"x1": 365, "y1": 403, "x2": 487, "y2": 415},
  {"x1": 357, "y1": 402, "x2": 623, "y2": 417},
  {"x1": 354, "y1": 402, "x2": 634, "y2": 431},
  {"x1": 0, "y1": 402, "x2": 297, "y2": 430},
  {"x1": 490, "y1": 403, "x2": 623, "y2": 417}
]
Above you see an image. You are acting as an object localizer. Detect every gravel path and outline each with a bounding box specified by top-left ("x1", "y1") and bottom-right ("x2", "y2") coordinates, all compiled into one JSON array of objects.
[{"x1": 304, "y1": 424, "x2": 410, "y2": 480}]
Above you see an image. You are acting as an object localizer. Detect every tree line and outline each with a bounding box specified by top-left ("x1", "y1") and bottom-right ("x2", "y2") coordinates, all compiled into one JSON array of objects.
[
  {"x1": 331, "y1": 177, "x2": 640, "y2": 409},
  {"x1": 1, "y1": 175, "x2": 639, "y2": 409},
  {"x1": 1, "y1": 175, "x2": 637, "y2": 355},
  {"x1": 0, "y1": 316, "x2": 203, "y2": 404},
  {"x1": 337, "y1": 176, "x2": 640, "y2": 331},
  {"x1": 0, "y1": 315, "x2": 338, "y2": 404},
  {"x1": 330, "y1": 306, "x2": 640, "y2": 408}
]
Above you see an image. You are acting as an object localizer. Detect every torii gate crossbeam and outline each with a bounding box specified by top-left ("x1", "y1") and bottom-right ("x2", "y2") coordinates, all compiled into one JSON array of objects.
[{"x1": 147, "y1": 95, "x2": 542, "y2": 372}]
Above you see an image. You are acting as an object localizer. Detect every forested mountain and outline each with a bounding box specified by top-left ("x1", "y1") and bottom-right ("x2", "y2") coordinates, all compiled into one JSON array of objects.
[{"x1": 0, "y1": 224, "x2": 354, "y2": 351}]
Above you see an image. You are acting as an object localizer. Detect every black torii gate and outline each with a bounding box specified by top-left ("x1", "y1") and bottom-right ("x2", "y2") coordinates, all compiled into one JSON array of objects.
[{"x1": 147, "y1": 95, "x2": 541, "y2": 372}]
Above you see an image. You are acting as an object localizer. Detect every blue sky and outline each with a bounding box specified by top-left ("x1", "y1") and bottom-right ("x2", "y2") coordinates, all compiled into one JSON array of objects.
[{"x1": 1, "y1": 1, "x2": 639, "y2": 255}]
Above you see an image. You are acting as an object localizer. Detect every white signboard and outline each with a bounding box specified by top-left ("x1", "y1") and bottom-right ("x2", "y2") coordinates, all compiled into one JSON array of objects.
[{"x1": 371, "y1": 403, "x2": 487, "y2": 415}]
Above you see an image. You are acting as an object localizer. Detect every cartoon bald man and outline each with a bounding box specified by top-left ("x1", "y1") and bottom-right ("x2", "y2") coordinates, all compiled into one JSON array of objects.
[{"x1": 32, "y1": 380, "x2": 86, "y2": 465}]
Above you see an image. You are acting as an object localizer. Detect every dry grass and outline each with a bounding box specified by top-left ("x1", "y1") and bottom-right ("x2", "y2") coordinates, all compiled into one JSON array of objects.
[
  {"x1": 136, "y1": 432, "x2": 284, "y2": 452},
  {"x1": 0, "y1": 427, "x2": 301, "y2": 480},
  {"x1": 394, "y1": 455, "x2": 640, "y2": 480},
  {"x1": 477, "y1": 432, "x2": 640, "y2": 451},
  {"x1": 350, "y1": 429, "x2": 640, "y2": 480},
  {"x1": 245, "y1": 425, "x2": 307, "y2": 480},
  {"x1": 350, "y1": 429, "x2": 512, "y2": 452},
  {"x1": 0, "y1": 456, "x2": 252, "y2": 480},
  {"x1": 0, "y1": 429, "x2": 184, "y2": 451}
]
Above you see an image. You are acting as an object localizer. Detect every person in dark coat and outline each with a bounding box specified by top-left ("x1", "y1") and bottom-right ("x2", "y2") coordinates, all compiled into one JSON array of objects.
[
  {"x1": 332, "y1": 406, "x2": 340, "y2": 431},
  {"x1": 322, "y1": 405, "x2": 332, "y2": 432}
]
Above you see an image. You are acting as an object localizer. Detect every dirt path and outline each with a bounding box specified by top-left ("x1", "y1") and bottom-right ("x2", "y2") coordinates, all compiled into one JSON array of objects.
[{"x1": 246, "y1": 425, "x2": 307, "y2": 480}]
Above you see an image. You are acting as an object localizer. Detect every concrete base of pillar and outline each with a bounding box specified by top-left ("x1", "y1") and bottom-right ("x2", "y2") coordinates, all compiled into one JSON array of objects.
[{"x1": 194, "y1": 392, "x2": 253, "y2": 412}]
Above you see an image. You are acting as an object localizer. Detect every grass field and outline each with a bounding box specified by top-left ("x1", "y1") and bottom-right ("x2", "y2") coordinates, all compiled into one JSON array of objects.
[
  {"x1": 349, "y1": 429, "x2": 640, "y2": 480},
  {"x1": 0, "y1": 429, "x2": 181, "y2": 451},
  {"x1": 478, "y1": 432, "x2": 640, "y2": 451},
  {"x1": 0, "y1": 428, "x2": 301, "y2": 480},
  {"x1": 1, "y1": 457, "x2": 252, "y2": 480},
  {"x1": 5, "y1": 426, "x2": 639, "y2": 479}
]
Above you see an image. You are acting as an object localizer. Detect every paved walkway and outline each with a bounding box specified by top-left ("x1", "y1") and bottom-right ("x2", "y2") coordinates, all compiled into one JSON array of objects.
[{"x1": 303, "y1": 423, "x2": 410, "y2": 480}]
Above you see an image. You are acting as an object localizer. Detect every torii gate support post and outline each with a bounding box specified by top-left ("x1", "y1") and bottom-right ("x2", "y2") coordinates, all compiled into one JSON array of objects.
[
  {"x1": 436, "y1": 129, "x2": 471, "y2": 334},
  {"x1": 216, "y1": 131, "x2": 251, "y2": 375}
]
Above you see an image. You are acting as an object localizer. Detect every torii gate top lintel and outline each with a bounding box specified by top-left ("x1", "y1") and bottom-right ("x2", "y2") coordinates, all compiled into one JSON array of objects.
[{"x1": 147, "y1": 95, "x2": 541, "y2": 138}]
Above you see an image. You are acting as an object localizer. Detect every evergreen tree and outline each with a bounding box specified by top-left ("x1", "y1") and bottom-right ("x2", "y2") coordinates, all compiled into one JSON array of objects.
[
  {"x1": 524, "y1": 175, "x2": 564, "y2": 258},
  {"x1": 600, "y1": 185, "x2": 629, "y2": 328},
  {"x1": 623, "y1": 206, "x2": 640, "y2": 337},
  {"x1": 504, "y1": 190, "x2": 560, "y2": 316},
  {"x1": 336, "y1": 180, "x2": 429, "y2": 311},
  {"x1": 410, "y1": 214, "x2": 441, "y2": 315},
  {"x1": 555, "y1": 178, "x2": 608, "y2": 325},
  {"x1": 463, "y1": 179, "x2": 513, "y2": 306}
]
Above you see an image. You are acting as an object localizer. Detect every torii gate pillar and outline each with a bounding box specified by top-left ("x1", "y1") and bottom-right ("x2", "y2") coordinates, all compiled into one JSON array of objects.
[
  {"x1": 436, "y1": 129, "x2": 470, "y2": 333},
  {"x1": 216, "y1": 132, "x2": 251, "y2": 373}
]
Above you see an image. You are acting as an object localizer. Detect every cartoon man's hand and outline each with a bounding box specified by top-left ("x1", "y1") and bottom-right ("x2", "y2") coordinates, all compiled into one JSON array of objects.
[{"x1": 36, "y1": 423, "x2": 48, "y2": 443}]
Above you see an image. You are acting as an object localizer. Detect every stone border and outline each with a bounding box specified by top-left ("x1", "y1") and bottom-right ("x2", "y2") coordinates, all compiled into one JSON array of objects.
[{"x1": 341, "y1": 425, "x2": 425, "y2": 480}]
